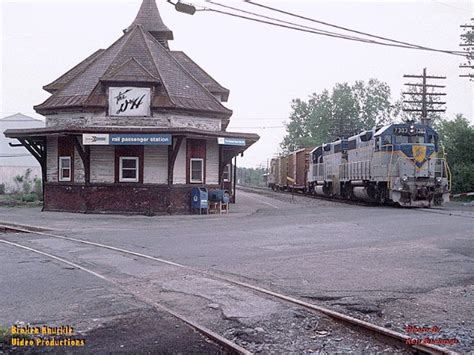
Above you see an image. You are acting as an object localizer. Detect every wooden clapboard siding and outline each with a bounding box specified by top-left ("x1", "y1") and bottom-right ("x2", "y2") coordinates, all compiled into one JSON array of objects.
[
  {"x1": 206, "y1": 139, "x2": 219, "y2": 185},
  {"x1": 90, "y1": 146, "x2": 115, "y2": 183},
  {"x1": 186, "y1": 139, "x2": 206, "y2": 184},
  {"x1": 74, "y1": 146, "x2": 85, "y2": 183},
  {"x1": 144, "y1": 146, "x2": 168, "y2": 184},
  {"x1": 173, "y1": 138, "x2": 187, "y2": 184},
  {"x1": 46, "y1": 137, "x2": 58, "y2": 182}
]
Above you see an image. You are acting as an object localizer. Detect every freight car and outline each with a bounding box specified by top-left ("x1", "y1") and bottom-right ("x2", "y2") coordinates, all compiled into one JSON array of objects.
[
  {"x1": 268, "y1": 122, "x2": 451, "y2": 207},
  {"x1": 268, "y1": 148, "x2": 311, "y2": 192}
]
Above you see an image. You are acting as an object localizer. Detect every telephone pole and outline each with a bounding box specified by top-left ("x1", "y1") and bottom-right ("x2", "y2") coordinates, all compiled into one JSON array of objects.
[
  {"x1": 460, "y1": 18, "x2": 474, "y2": 81},
  {"x1": 402, "y1": 68, "x2": 446, "y2": 126}
]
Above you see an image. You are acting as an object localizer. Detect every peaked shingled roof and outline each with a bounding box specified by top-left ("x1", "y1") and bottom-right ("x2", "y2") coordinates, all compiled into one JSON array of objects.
[
  {"x1": 35, "y1": 24, "x2": 232, "y2": 117},
  {"x1": 43, "y1": 49, "x2": 105, "y2": 94},
  {"x1": 125, "y1": 0, "x2": 173, "y2": 41},
  {"x1": 171, "y1": 51, "x2": 230, "y2": 102},
  {"x1": 101, "y1": 58, "x2": 160, "y2": 84}
]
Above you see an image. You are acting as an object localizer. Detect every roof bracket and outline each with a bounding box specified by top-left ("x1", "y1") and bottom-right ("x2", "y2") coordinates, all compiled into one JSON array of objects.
[
  {"x1": 72, "y1": 135, "x2": 91, "y2": 184},
  {"x1": 168, "y1": 135, "x2": 184, "y2": 185}
]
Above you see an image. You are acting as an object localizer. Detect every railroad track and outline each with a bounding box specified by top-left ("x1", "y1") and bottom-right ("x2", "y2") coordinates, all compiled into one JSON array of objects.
[
  {"x1": 238, "y1": 185, "x2": 474, "y2": 218},
  {"x1": 238, "y1": 184, "x2": 384, "y2": 208},
  {"x1": 0, "y1": 223, "x2": 458, "y2": 355}
]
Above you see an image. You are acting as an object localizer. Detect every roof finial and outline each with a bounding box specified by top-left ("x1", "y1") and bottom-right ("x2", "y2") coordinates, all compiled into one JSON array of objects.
[{"x1": 125, "y1": 0, "x2": 174, "y2": 44}]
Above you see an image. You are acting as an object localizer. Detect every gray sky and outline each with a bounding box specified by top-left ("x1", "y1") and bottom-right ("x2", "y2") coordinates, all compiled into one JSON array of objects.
[{"x1": 1, "y1": 0, "x2": 473, "y2": 168}]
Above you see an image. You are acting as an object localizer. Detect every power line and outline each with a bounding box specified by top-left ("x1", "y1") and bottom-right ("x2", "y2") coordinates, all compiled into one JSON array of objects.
[
  {"x1": 241, "y1": 0, "x2": 466, "y2": 57},
  {"x1": 0, "y1": 155, "x2": 34, "y2": 158},
  {"x1": 433, "y1": 0, "x2": 473, "y2": 14},
  {"x1": 172, "y1": 1, "x2": 467, "y2": 56},
  {"x1": 198, "y1": 6, "x2": 415, "y2": 49},
  {"x1": 175, "y1": 0, "x2": 399, "y2": 46},
  {"x1": 205, "y1": 0, "x2": 375, "y2": 43}
]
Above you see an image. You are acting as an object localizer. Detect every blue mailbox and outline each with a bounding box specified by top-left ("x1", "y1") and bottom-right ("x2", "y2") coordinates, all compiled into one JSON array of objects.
[{"x1": 191, "y1": 187, "x2": 208, "y2": 214}]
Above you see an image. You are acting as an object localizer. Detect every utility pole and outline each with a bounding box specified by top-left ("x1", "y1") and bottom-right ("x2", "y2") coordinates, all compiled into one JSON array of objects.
[
  {"x1": 402, "y1": 68, "x2": 446, "y2": 126},
  {"x1": 460, "y1": 18, "x2": 474, "y2": 81}
]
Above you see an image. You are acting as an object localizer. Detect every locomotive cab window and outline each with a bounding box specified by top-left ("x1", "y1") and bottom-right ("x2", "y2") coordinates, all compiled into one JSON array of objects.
[
  {"x1": 348, "y1": 139, "x2": 357, "y2": 150},
  {"x1": 382, "y1": 135, "x2": 392, "y2": 146},
  {"x1": 361, "y1": 131, "x2": 373, "y2": 142},
  {"x1": 410, "y1": 135, "x2": 425, "y2": 144},
  {"x1": 394, "y1": 135, "x2": 408, "y2": 144}
]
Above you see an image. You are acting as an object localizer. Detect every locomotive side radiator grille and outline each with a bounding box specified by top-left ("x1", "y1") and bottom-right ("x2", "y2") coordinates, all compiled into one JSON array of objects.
[
  {"x1": 340, "y1": 160, "x2": 371, "y2": 181},
  {"x1": 311, "y1": 163, "x2": 326, "y2": 182}
]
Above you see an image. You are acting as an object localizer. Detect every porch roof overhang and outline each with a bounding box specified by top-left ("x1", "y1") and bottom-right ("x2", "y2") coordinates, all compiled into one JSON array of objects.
[{"x1": 4, "y1": 126, "x2": 259, "y2": 156}]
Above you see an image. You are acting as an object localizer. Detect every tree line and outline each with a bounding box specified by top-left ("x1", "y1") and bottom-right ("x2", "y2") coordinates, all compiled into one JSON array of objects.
[{"x1": 266, "y1": 79, "x2": 473, "y2": 194}]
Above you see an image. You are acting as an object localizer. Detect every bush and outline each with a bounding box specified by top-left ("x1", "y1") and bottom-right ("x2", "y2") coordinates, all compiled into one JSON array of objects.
[
  {"x1": 12, "y1": 169, "x2": 34, "y2": 195},
  {"x1": 0, "y1": 184, "x2": 5, "y2": 195},
  {"x1": 33, "y1": 177, "x2": 42, "y2": 198},
  {"x1": 21, "y1": 193, "x2": 37, "y2": 203},
  {"x1": 451, "y1": 163, "x2": 474, "y2": 194}
]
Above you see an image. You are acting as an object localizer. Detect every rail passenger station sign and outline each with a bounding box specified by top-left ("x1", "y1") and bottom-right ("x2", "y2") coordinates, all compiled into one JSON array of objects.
[
  {"x1": 108, "y1": 87, "x2": 151, "y2": 117},
  {"x1": 83, "y1": 134, "x2": 172, "y2": 145},
  {"x1": 218, "y1": 137, "x2": 246, "y2": 146}
]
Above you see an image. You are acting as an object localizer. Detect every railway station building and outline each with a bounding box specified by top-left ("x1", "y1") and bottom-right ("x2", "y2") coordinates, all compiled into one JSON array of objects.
[{"x1": 4, "y1": 0, "x2": 259, "y2": 215}]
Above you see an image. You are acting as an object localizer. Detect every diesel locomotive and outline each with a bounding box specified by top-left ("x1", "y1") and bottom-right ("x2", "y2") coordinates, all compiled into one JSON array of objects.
[{"x1": 268, "y1": 122, "x2": 451, "y2": 207}]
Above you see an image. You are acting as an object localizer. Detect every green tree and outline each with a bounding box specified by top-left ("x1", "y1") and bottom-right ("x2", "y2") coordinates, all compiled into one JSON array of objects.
[
  {"x1": 281, "y1": 99, "x2": 312, "y2": 152},
  {"x1": 281, "y1": 79, "x2": 395, "y2": 151},
  {"x1": 436, "y1": 114, "x2": 474, "y2": 193},
  {"x1": 330, "y1": 83, "x2": 359, "y2": 139},
  {"x1": 354, "y1": 79, "x2": 393, "y2": 127},
  {"x1": 236, "y1": 167, "x2": 267, "y2": 186}
]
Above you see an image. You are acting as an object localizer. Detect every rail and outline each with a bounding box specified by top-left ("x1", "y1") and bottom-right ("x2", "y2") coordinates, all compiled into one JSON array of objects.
[{"x1": 0, "y1": 223, "x2": 458, "y2": 355}]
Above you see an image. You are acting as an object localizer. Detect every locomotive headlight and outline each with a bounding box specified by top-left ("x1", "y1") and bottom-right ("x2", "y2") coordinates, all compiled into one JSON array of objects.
[
  {"x1": 436, "y1": 177, "x2": 442, "y2": 185},
  {"x1": 409, "y1": 125, "x2": 415, "y2": 134},
  {"x1": 401, "y1": 175, "x2": 409, "y2": 183}
]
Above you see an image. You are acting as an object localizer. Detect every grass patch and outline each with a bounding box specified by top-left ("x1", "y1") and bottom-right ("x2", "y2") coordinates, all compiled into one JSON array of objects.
[
  {"x1": 0, "y1": 326, "x2": 32, "y2": 350},
  {"x1": 452, "y1": 195, "x2": 474, "y2": 203},
  {"x1": 0, "y1": 327, "x2": 12, "y2": 344},
  {"x1": 0, "y1": 193, "x2": 42, "y2": 207}
]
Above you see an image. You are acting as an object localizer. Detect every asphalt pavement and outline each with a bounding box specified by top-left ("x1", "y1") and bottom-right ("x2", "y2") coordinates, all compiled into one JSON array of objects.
[{"x1": 0, "y1": 188, "x2": 472, "y2": 352}]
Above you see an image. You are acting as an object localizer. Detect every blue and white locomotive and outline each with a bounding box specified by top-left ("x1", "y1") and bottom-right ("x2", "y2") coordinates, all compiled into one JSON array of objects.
[{"x1": 306, "y1": 123, "x2": 451, "y2": 207}]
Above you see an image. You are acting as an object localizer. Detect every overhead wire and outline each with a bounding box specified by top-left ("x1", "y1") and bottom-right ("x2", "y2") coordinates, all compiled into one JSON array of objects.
[
  {"x1": 205, "y1": 0, "x2": 376, "y2": 43},
  {"x1": 433, "y1": 0, "x2": 473, "y2": 13},
  {"x1": 186, "y1": 0, "x2": 466, "y2": 57},
  {"x1": 197, "y1": 7, "x2": 409, "y2": 48},
  {"x1": 243, "y1": 0, "x2": 466, "y2": 56}
]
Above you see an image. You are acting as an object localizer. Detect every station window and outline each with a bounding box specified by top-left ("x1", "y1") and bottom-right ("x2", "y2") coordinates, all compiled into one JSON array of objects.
[
  {"x1": 59, "y1": 156, "x2": 72, "y2": 182},
  {"x1": 223, "y1": 164, "x2": 231, "y2": 182},
  {"x1": 190, "y1": 158, "x2": 204, "y2": 183},
  {"x1": 119, "y1": 157, "x2": 139, "y2": 182}
]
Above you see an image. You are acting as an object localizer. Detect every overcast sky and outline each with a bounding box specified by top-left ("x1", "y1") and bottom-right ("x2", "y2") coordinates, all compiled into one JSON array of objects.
[{"x1": 1, "y1": 0, "x2": 473, "y2": 168}]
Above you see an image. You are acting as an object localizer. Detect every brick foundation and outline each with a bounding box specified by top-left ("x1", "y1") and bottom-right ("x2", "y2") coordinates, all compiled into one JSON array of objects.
[{"x1": 44, "y1": 183, "x2": 218, "y2": 215}]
